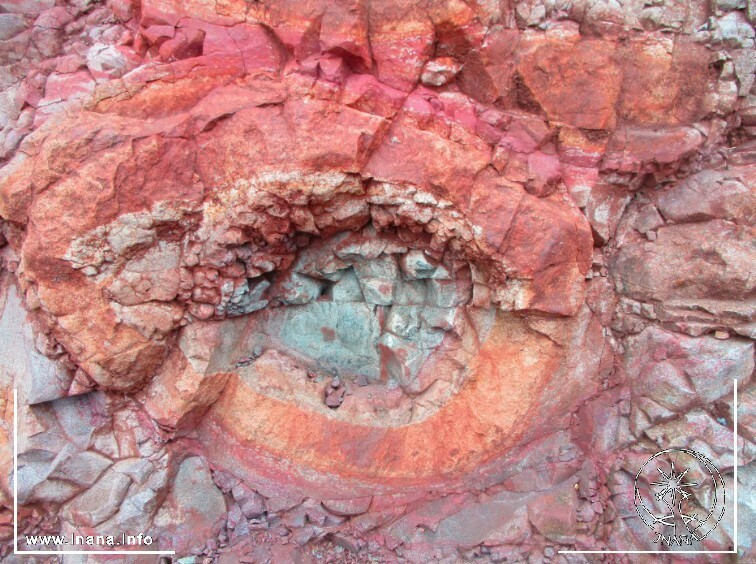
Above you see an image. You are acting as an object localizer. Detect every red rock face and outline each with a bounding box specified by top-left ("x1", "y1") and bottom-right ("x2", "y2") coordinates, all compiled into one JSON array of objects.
[{"x1": 0, "y1": 0, "x2": 753, "y2": 560}]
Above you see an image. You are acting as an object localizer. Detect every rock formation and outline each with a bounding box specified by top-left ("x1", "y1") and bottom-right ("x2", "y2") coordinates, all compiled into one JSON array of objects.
[{"x1": 0, "y1": 0, "x2": 753, "y2": 561}]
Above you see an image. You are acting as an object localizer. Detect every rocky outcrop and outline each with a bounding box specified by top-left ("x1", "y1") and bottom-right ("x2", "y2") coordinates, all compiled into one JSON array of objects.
[{"x1": 0, "y1": 0, "x2": 753, "y2": 561}]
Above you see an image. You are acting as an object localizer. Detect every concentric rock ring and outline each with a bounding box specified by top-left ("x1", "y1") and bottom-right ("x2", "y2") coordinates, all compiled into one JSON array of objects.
[
  {"x1": 1, "y1": 0, "x2": 753, "y2": 556},
  {"x1": 199, "y1": 311, "x2": 564, "y2": 494},
  {"x1": 0, "y1": 77, "x2": 597, "y2": 497}
]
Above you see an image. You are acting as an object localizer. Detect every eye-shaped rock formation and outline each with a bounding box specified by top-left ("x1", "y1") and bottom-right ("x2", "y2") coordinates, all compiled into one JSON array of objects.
[{"x1": 0, "y1": 0, "x2": 753, "y2": 561}]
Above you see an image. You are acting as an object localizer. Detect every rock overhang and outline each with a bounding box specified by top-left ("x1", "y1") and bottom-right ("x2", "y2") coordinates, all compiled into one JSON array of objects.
[{"x1": 0, "y1": 78, "x2": 594, "y2": 390}]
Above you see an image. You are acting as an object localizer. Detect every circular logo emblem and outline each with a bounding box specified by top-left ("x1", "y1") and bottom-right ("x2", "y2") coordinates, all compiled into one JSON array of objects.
[{"x1": 634, "y1": 448, "x2": 725, "y2": 544}]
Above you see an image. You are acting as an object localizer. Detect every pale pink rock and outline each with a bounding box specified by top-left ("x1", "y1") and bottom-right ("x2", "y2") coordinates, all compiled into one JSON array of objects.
[{"x1": 0, "y1": 0, "x2": 751, "y2": 559}]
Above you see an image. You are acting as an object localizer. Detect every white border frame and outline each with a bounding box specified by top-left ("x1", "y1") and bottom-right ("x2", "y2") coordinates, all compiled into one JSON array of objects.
[
  {"x1": 559, "y1": 378, "x2": 740, "y2": 555},
  {"x1": 13, "y1": 388, "x2": 176, "y2": 556}
]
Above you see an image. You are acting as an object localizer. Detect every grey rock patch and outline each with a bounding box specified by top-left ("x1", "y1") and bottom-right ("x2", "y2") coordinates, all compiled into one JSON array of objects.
[
  {"x1": 48, "y1": 449, "x2": 112, "y2": 488},
  {"x1": 276, "y1": 272, "x2": 324, "y2": 305},
  {"x1": 0, "y1": 14, "x2": 28, "y2": 41},
  {"x1": 278, "y1": 301, "x2": 382, "y2": 380},
  {"x1": 62, "y1": 468, "x2": 132, "y2": 527},
  {"x1": 654, "y1": 169, "x2": 755, "y2": 225},
  {"x1": 427, "y1": 279, "x2": 472, "y2": 308},
  {"x1": 153, "y1": 456, "x2": 226, "y2": 554},
  {"x1": 327, "y1": 267, "x2": 364, "y2": 302},
  {"x1": 0, "y1": 280, "x2": 72, "y2": 403},
  {"x1": 354, "y1": 254, "x2": 399, "y2": 306},
  {"x1": 399, "y1": 250, "x2": 437, "y2": 279},
  {"x1": 394, "y1": 278, "x2": 427, "y2": 305}
]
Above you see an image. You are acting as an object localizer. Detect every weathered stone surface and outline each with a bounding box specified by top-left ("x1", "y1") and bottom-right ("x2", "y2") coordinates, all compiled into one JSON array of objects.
[
  {"x1": 516, "y1": 38, "x2": 622, "y2": 130},
  {"x1": 645, "y1": 409, "x2": 745, "y2": 469},
  {"x1": 0, "y1": 274, "x2": 72, "y2": 404},
  {"x1": 612, "y1": 221, "x2": 756, "y2": 303},
  {"x1": 654, "y1": 167, "x2": 756, "y2": 225},
  {"x1": 616, "y1": 37, "x2": 714, "y2": 126},
  {"x1": 626, "y1": 326, "x2": 753, "y2": 405},
  {"x1": 0, "y1": 0, "x2": 752, "y2": 560},
  {"x1": 106, "y1": 241, "x2": 181, "y2": 305},
  {"x1": 368, "y1": 0, "x2": 434, "y2": 90},
  {"x1": 402, "y1": 491, "x2": 533, "y2": 548},
  {"x1": 197, "y1": 310, "x2": 602, "y2": 497},
  {"x1": 602, "y1": 126, "x2": 705, "y2": 173},
  {"x1": 322, "y1": 496, "x2": 372, "y2": 517},
  {"x1": 527, "y1": 479, "x2": 578, "y2": 544},
  {"x1": 153, "y1": 456, "x2": 226, "y2": 554},
  {"x1": 62, "y1": 468, "x2": 132, "y2": 527},
  {"x1": 142, "y1": 323, "x2": 231, "y2": 432}
]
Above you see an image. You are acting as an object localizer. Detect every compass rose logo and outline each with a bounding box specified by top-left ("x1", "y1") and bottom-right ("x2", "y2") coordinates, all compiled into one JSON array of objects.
[{"x1": 634, "y1": 448, "x2": 725, "y2": 545}]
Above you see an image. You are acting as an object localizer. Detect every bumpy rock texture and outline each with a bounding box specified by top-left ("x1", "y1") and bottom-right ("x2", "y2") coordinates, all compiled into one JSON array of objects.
[{"x1": 0, "y1": 0, "x2": 753, "y2": 561}]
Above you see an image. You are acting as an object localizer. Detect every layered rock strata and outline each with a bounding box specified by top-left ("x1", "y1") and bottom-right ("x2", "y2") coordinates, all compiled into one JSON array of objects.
[{"x1": 0, "y1": 0, "x2": 753, "y2": 561}]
